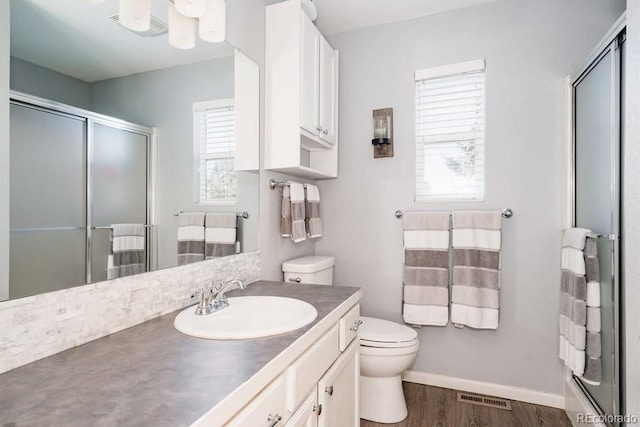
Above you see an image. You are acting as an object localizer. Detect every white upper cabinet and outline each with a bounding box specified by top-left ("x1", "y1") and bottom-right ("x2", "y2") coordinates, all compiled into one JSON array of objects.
[
  {"x1": 266, "y1": 0, "x2": 339, "y2": 179},
  {"x1": 300, "y1": 14, "x2": 321, "y2": 139},
  {"x1": 318, "y1": 36, "x2": 338, "y2": 146}
]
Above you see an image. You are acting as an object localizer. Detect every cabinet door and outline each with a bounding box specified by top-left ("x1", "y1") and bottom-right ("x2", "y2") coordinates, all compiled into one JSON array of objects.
[
  {"x1": 285, "y1": 391, "x2": 318, "y2": 427},
  {"x1": 300, "y1": 12, "x2": 320, "y2": 136},
  {"x1": 318, "y1": 36, "x2": 338, "y2": 145},
  {"x1": 317, "y1": 341, "x2": 359, "y2": 427}
]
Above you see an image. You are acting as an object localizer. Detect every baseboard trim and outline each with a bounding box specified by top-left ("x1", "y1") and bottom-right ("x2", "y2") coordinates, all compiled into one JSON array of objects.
[{"x1": 402, "y1": 370, "x2": 565, "y2": 409}]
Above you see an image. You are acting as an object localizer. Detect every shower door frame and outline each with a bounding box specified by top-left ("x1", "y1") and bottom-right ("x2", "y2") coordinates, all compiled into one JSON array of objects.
[
  {"x1": 569, "y1": 26, "x2": 624, "y2": 426},
  {"x1": 9, "y1": 90, "x2": 156, "y2": 285}
]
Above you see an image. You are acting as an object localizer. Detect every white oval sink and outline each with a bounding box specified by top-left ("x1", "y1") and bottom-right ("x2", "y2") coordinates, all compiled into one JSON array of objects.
[{"x1": 174, "y1": 296, "x2": 318, "y2": 340}]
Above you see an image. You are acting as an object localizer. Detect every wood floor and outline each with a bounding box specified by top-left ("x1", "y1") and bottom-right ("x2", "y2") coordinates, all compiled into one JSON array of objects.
[{"x1": 360, "y1": 382, "x2": 572, "y2": 427}]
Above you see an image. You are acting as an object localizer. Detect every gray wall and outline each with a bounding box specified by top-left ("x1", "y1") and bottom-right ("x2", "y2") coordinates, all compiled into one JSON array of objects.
[
  {"x1": 10, "y1": 56, "x2": 90, "y2": 109},
  {"x1": 0, "y1": 2, "x2": 9, "y2": 301},
  {"x1": 90, "y1": 56, "x2": 259, "y2": 270},
  {"x1": 624, "y1": 0, "x2": 640, "y2": 420},
  {"x1": 316, "y1": 0, "x2": 625, "y2": 396}
]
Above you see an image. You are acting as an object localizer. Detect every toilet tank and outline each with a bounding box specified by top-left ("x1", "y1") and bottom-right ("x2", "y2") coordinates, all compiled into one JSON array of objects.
[{"x1": 282, "y1": 256, "x2": 335, "y2": 285}]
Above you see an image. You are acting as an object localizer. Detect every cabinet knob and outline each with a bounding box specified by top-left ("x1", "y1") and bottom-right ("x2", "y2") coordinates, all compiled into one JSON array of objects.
[
  {"x1": 267, "y1": 413, "x2": 283, "y2": 426},
  {"x1": 316, "y1": 126, "x2": 322, "y2": 132},
  {"x1": 313, "y1": 404, "x2": 323, "y2": 416},
  {"x1": 288, "y1": 277, "x2": 302, "y2": 283},
  {"x1": 322, "y1": 129, "x2": 328, "y2": 135},
  {"x1": 325, "y1": 385, "x2": 334, "y2": 396}
]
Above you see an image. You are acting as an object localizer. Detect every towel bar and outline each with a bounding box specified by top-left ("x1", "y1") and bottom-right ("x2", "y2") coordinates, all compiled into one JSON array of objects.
[
  {"x1": 394, "y1": 209, "x2": 514, "y2": 219},
  {"x1": 586, "y1": 232, "x2": 617, "y2": 241},
  {"x1": 268, "y1": 179, "x2": 312, "y2": 190},
  {"x1": 91, "y1": 225, "x2": 154, "y2": 230},
  {"x1": 173, "y1": 211, "x2": 250, "y2": 219}
]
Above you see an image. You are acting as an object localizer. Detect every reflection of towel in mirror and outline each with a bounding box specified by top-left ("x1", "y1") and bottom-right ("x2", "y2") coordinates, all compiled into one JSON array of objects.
[
  {"x1": 304, "y1": 184, "x2": 322, "y2": 238},
  {"x1": 177, "y1": 212, "x2": 205, "y2": 265},
  {"x1": 205, "y1": 213, "x2": 238, "y2": 258},
  {"x1": 107, "y1": 224, "x2": 145, "y2": 279}
]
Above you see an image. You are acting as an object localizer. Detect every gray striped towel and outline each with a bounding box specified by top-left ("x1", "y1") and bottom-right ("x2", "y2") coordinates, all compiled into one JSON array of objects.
[
  {"x1": 205, "y1": 213, "x2": 238, "y2": 258},
  {"x1": 304, "y1": 184, "x2": 322, "y2": 238},
  {"x1": 450, "y1": 211, "x2": 502, "y2": 330},
  {"x1": 177, "y1": 212, "x2": 205, "y2": 265},
  {"x1": 107, "y1": 224, "x2": 145, "y2": 280},
  {"x1": 289, "y1": 182, "x2": 306, "y2": 243},
  {"x1": 559, "y1": 229, "x2": 602, "y2": 384},
  {"x1": 402, "y1": 211, "x2": 450, "y2": 326}
]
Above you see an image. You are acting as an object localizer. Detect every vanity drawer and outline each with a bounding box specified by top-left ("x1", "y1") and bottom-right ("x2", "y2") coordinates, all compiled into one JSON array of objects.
[
  {"x1": 339, "y1": 304, "x2": 360, "y2": 351},
  {"x1": 286, "y1": 324, "x2": 340, "y2": 413},
  {"x1": 227, "y1": 375, "x2": 287, "y2": 427}
]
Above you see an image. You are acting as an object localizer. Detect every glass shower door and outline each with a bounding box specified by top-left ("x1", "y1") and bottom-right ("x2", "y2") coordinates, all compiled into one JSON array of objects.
[
  {"x1": 89, "y1": 122, "x2": 150, "y2": 283},
  {"x1": 9, "y1": 103, "x2": 87, "y2": 298},
  {"x1": 573, "y1": 36, "x2": 622, "y2": 425}
]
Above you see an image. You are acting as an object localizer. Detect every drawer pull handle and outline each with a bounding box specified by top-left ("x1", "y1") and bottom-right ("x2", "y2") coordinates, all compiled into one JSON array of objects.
[
  {"x1": 267, "y1": 413, "x2": 283, "y2": 426},
  {"x1": 313, "y1": 404, "x2": 323, "y2": 416},
  {"x1": 349, "y1": 319, "x2": 363, "y2": 332},
  {"x1": 288, "y1": 277, "x2": 302, "y2": 283},
  {"x1": 325, "y1": 385, "x2": 334, "y2": 396}
]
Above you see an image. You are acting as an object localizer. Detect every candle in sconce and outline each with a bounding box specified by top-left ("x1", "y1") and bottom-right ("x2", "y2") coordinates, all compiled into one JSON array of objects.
[{"x1": 374, "y1": 128, "x2": 386, "y2": 138}]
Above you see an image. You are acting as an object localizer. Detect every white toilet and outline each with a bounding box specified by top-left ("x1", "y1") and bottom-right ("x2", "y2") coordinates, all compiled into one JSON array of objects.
[{"x1": 282, "y1": 255, "x2": 420, "y2": 424}]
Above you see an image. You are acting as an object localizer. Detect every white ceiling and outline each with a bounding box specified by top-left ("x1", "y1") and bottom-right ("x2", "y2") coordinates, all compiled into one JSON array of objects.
[
  {"x1": 312, "y1": 0, "x2": 498, "y2": 35},
  {"x1": 10, "y1": 0, "x2": 234, "y2": 83},
  {"x1": 11, "y1": 0, "x2": 498, "y2": 83}
]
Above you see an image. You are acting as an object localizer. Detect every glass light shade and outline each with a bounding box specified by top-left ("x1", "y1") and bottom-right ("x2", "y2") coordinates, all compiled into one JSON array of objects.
[
  {"x1": 169, "y1": 5, "x2": 196, "y2": 49},
  {"x1": 199, "y1": 0, "x2": 226, "y2": 43},
  {"x1": 175, "y1": 0, "x2": 207, "y2": 18},
  {"x1": 119, "y1": 0, "x2": 151, "y2": 32}
]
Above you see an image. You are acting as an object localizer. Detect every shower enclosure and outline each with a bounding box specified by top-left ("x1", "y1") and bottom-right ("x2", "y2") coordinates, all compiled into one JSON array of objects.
[
  {"x1": 9, "y1": 92, "x2": 153, "y2": 299},
  {"x1": 571, "y1": 23, "x2": 625, "y2": 426}
]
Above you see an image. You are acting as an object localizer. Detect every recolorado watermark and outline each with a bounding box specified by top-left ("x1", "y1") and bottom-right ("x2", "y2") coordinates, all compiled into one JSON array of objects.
[{"x1": 577, "y1": 413, "x2": 638, "y2": 424}]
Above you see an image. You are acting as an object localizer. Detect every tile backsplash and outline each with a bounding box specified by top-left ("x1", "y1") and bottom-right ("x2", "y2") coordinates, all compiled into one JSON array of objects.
[{"x1": 0, "y1": 251, "x2": 261, "y2": 374}]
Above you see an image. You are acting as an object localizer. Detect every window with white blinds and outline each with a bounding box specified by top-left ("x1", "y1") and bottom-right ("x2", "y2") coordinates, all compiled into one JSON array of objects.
[
  {"x1": 193, "y1": 99, "x2": 237, "y2": 205},
  {"x1": 415, "y1": 60, "x2": 485, "y2": 201}
]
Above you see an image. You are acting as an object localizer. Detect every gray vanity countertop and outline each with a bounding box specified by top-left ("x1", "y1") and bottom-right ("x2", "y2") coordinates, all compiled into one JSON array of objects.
[{"x1": 0, "y1": 281, "x2": 361, "y2": 427}]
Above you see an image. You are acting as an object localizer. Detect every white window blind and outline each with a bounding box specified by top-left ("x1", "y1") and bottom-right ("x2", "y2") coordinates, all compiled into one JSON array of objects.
[
  {"x1": 193, "y1": 99, "x2": 237, "y2": 205},
  {"x1": 415, "y1": 60, "x2": 485, "y2": 201}
]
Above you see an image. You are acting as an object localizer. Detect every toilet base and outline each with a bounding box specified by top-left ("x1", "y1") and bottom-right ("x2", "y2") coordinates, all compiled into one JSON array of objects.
[{"x1": 360, "y1": 374, "x2": 408, "y2": 423}]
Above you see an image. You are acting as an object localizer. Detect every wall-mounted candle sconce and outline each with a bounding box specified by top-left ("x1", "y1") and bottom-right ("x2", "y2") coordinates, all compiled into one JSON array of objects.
[{"x1": 372, "y1": 108, "x2": 393, "y2": 158}]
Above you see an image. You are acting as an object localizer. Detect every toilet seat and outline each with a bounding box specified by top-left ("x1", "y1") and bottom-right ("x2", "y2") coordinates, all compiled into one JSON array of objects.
[{"x1": 359, "y1": 316, "x2": 418, "y2": 348}]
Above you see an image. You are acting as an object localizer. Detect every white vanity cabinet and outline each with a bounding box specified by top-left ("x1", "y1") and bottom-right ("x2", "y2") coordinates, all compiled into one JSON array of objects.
[
  {"x1": 221, "y1": 302, "x2": 360, "y2": 427},
  {"x1": 265, "y1": 0, "x2": 339, "y2": 179}
]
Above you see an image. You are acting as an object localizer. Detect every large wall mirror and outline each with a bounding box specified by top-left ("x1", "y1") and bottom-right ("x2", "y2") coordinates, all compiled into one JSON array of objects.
[{"x1": 3, "y1": 0, "x2": 260, "y2": 302}]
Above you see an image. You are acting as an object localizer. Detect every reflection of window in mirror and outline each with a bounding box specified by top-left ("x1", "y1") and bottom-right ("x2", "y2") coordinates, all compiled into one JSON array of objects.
[{"x1": 193, "y1": 99, "x2": 237, "y2": 205}]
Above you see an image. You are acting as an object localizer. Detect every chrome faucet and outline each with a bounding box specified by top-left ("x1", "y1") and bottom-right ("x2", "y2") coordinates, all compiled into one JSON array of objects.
[
  {"x1": 191, "y1": 279, "x2": 246, "y2": 315},
  {"x1": 212, "y1": 279, "x2": 246, "y2": 306}
]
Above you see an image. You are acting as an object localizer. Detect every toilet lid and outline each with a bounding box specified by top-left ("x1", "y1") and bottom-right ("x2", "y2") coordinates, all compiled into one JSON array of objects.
[{"x1": 359, "y1": 316, "x2": 418, "y2": 346}]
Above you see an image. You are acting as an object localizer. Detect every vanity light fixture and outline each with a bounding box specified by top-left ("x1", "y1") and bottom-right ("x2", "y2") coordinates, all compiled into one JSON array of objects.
[
  {"x1": 199, "y1": 0, "x2": 226, "y2": 43},
  {"x1": 372, "y1": 108, "x2": 394, "y2": 158},
  {"x1": 119, "y1": 0, "x2": 151, "y2": 32},
  {"x1": 169, "y1": 4, "x2": 196, "y2": 49},
  {"x1": 114, "y1": 0, "x2": 226, "y2": 48},
  {"x1": 175, "y1": 0, "x2": 206, "y2": 18}
]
